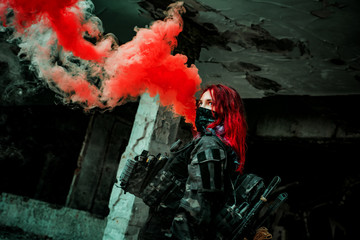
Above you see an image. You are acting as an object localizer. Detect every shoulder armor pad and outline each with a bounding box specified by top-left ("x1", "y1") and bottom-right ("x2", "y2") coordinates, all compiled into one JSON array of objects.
[{"x1": 189, "y1": 147, "x2": 227, "y2": 192}]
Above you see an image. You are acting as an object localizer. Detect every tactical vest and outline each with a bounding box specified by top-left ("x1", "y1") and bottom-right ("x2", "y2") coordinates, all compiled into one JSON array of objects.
[{"x1": 118, "y1": 134, "x2": 287, "y2": 240}]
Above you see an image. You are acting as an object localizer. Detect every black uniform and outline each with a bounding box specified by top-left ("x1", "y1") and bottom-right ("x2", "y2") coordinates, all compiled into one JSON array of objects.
[{"x1": 138, "y1": 132, "x2": 236, "y2": 240}]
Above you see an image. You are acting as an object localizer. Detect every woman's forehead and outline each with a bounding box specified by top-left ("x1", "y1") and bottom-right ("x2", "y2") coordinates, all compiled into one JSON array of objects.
[{"x1": 200, "y1": 90, "x2": 213, "y2": 100}]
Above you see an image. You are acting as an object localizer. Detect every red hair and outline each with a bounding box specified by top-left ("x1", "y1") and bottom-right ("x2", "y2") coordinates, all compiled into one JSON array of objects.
[{"x1": 200, "y1": 84, "x2": 247, "y2": 173}]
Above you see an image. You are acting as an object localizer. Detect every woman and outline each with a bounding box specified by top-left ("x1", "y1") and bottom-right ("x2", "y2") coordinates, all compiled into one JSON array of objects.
[
  {"x1": 194, "y1": 84, "x2": 247, "y2": 173},
  {"x1": 138, "y1": 84, "x2": 247, "y2": 239}
]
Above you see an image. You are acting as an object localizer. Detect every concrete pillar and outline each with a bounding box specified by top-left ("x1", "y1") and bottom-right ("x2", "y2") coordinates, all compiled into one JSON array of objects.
[{"x1": 103, "y1": 93, "x2": 183, "y2": 240}]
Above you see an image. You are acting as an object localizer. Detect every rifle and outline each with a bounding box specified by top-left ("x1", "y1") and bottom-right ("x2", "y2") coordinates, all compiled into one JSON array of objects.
[{"x1": 231, "y1": 176, "x2": 284, "y2": 240}]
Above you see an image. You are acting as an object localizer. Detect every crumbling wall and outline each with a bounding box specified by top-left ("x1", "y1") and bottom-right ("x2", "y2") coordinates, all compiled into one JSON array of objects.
[{"x1": 0, "y1": 193, "x2": 106, "y2": 240}]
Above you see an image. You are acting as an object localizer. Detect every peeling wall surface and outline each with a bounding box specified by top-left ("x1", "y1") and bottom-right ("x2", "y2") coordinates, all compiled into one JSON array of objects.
[
  {"x1": 191, "y1": 0, "x2": 360, "y2": 98},
  {"x1": 0, "y1": 0, "x2": 360, "y2": 240}
]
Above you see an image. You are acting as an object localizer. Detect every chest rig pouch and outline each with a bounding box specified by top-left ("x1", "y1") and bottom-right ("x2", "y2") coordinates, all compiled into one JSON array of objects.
[
  {"x1": 140, "y1": 140, "x2": 197, "y2": 208},
  {"x1": 118, "y1": 138, "x2": 198, "y2": 208}
]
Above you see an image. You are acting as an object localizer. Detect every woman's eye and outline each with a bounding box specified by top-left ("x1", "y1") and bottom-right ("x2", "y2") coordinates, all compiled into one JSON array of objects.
[{"x1": 209, "y1": 102, "x2": 212, "y2": 106}]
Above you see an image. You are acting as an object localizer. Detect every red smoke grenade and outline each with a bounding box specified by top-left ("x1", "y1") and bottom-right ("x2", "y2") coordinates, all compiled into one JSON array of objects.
[{"x1": 0, "y1": 0, "x2": 201, "y2": 125}]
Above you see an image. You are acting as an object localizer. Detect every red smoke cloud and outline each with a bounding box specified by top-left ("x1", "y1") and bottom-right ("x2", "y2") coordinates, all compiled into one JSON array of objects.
[
  {"x1": 0, "y1": 0, "x2": 201, "y2": 124},
  {"x1": 3, "y1": 0, "x2": 105, "y2": 61}
]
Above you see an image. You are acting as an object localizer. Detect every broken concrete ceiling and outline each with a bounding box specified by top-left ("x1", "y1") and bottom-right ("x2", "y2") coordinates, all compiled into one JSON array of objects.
[
  {"x1": 1, "y1": 0, "x2": 360, "y2": 103},
  {"x1": 197, "y1": 0, "x2": 360, "y2": 98},
  {"x1": 93, "y1": 0, "x2": 360, "y2": 98}
]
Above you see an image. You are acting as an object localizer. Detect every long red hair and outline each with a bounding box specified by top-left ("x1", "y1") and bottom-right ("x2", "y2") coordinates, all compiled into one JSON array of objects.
[{"x1": 200, "y1": 84, "x2": 247, "y2": 173}]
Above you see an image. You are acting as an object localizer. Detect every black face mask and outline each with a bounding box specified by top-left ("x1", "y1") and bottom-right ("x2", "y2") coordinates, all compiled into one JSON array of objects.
[{"x1": 195, "y1": 107, "x2": 216, "y2": 133}]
